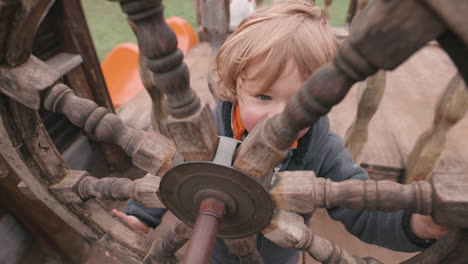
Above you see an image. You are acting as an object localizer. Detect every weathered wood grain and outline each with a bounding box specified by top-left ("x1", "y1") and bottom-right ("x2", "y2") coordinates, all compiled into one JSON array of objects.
[
  {"x1": 148, "y1": 215, "x2": 192, "y2": 263},
  {"x1": 0, "y1": 56, "x2": 61, "y2": 110},
  {"x1": 121, "y1": 0, "x2": 219, "y2": 161},
  {"x1": 0, "y1": 0, "x2": 19, "y2": 64},
  {"x1": 45, "y1": 52, "x2": 83, "y2": 76},
  {"x1": 5, "y1": 0, "x2": 54, "y2": 66},
  {"x1": 43, "y1": 83, "x2": 177, "y2": 176},
  {"x1": 51, "y1": 172, "x2": 165, "y2": 208},
  {"x1": 422, "y1": 0, "x2": 468, "y2": 48}
]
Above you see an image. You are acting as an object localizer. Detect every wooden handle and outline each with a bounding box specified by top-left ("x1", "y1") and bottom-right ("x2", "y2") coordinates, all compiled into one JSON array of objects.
[
  {"x1": 270, "y1": 171, "x2": 432, "y2": 215},
  {"x1": 78, "y1": 174, "x2": 164, "y2": 208},
  {"x1": 42, "y1": 83, "x2": 176, "y2": 175},
  {"x1": 120, "y1": 0, "x2": 219, "y2": 161}
]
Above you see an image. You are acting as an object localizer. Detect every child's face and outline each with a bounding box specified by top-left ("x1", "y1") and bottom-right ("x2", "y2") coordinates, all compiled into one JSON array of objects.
[{"x1": 237, "y1": 60, "x2": 310, "y2": 139}]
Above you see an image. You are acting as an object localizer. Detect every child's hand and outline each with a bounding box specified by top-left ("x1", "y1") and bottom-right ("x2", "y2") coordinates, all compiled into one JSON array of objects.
[
  {"x1": 410, "y1": 213, "x2": 448, "y2": 240},
  {"x1": 111, "y1": 209, "x2": 150, "y2": 233},
  {"x1": 104, "y1": 209, "x2": 151, "y2": 260}
]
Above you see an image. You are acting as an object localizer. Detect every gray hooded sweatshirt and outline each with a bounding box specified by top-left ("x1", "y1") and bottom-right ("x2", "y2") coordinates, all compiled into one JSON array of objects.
[{"x1": 126, "y1": 101, "x2": 433, "y2": 264}]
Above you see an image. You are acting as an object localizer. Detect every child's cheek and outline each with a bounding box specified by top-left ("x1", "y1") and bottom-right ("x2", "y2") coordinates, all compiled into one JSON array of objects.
[{"x1": 240, "y1": 108, "x2": 266, "y2": 133}]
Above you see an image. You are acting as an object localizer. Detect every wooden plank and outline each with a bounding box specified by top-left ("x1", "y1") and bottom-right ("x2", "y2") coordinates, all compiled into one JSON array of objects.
[
  {"x1": 45, "y1": 52, "x2": 83, "y2": 76},
  {"x1": 0, "y1": 56, "x2": 61, "y2": 110}
]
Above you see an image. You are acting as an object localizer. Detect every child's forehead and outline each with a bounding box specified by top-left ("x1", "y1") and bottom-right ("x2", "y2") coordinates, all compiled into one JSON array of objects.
[
  {"x1": 239, "y1": 59, "x2": 302, "y2": 94},
  {"x1": 243, "y1": 58, "x2": 299, "y2": 83}
]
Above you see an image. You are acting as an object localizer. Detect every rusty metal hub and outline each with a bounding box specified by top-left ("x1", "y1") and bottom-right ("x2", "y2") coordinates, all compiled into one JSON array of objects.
[{"x1": 159, "y1": 136, "x2": 274, "y2": 238}]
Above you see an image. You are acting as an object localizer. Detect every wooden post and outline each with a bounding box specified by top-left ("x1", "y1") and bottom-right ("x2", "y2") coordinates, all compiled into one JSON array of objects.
[
  {"x1": 344, "y1": 70, "x2": 386, "y2": 164},
  {"x1": 405, "y1": 73, "x2": 468, "y2": 183},
  {"x1": 120, "y1": 0, "x2": 219, "y2": 161}
]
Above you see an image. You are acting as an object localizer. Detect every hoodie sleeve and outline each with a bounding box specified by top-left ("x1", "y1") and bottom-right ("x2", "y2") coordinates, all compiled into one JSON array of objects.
[
  {"x1": 125, "y1": 199, "x2": 167, "y2": 229},
  {"x1": 317, "y1": 132, "x2": 432, "y2": 252}
]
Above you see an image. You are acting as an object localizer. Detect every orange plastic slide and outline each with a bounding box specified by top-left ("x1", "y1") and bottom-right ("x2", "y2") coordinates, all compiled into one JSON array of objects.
[{"x1": 101, "y1": 16, "x2": 198, "y2": 109}]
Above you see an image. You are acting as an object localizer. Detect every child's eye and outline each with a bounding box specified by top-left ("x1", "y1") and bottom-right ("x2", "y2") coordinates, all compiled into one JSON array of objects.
[{"x1": 255, "y1": 94, "x2": 272, "y2": 101}]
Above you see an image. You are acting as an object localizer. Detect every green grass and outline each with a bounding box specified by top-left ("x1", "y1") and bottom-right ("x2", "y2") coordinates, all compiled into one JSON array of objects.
[
  {"x1": 82, "y1": 0, "x2": 196, "y2": 61},
  {"x1": 82, "y1": 0, "x2": 348, "y2": 61}
]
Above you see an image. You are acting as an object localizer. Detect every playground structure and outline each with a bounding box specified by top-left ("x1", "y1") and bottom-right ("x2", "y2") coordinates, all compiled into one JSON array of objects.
[{"x1": 0, "y1": 0, "x2": 467, "y2": 264}]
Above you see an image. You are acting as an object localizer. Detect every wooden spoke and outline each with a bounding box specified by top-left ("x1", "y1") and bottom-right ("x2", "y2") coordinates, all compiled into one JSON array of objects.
[
  {"x1": 224, "y1": 236, "x2": 264, "y2": 264},
  {"x1": 344, "y1": 70, "x2": 386, "y2": 164},
  {"x1": 405, "y1": 73, "x2": 468, "y2": 183},
  {"x1": 234, "y1": 0, "x2": 447, "y2": 180},
  {"x1": 147, "y1": 215, "x2": 192, "y2": 263},
  {"x1": 269, "y1": 171, "x2": 432, "y2": 215},
  {"x1": 3, "y1": 0, "x2": 54, "y2": 66},
  {"x1": 42, "y1": 83, "x2": 177, "y2": 176},
  {"x1": 263, "y1": 211, "x2": 378, "y2": 264},
  {"x1": 120, "y1": 0, "x2": 219, "y2": 161},
  {"x1": 50, "y1": 171, "x2": 165, "y2": 208},
  {"x1": 270, "y1": 171, "x2": 468, "y2": 228}
]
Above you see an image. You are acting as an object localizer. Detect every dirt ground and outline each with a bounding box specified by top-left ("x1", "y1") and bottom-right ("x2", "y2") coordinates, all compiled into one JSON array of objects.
[{"x1": 88, "y1": 38, "x2": 464, "y2": 263}]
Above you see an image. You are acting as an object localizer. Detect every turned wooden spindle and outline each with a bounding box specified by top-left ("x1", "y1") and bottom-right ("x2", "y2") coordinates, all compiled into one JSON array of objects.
[
  {"x1": 147, "y1": 216, "x2": 192, "y2": 263},
  {"x1": 405, "y1": 74, "x2": 468, "y2": 183},
  {"x1": 233, "y1": 0, "x2": 446, "y2": 180},
  {"x1": 270, "y1": 171, "x2": 468, "y2": 227},
  {"x1": 78, "y1": 174, "x2": 164, "y2": 207},
  {"x1": 269, "y1": 171, "x2": 432, "y2": 215},
  {"x1": 42, "y1": 83, "x2": 176, "y2": 176},
  {"x1": 120, "y1": 0, "x2": 219, "y2": 161},
  {"x1": 344, "y1": 70, "x2": 386, "y2": 164},
  {"x1": 263, "y1": 211, "x2": 378, "y2": 264}
]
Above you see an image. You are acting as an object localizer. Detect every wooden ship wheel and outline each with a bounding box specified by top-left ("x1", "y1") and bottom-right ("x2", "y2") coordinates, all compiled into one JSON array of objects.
[{"x1": 1, "y1": 0, "x2": 468, "y2": 263}]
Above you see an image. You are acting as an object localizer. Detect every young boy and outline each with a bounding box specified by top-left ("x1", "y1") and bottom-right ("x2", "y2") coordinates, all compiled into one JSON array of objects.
[{"x1": 119, "y1": 1, "x2": 446, "y2": 263}]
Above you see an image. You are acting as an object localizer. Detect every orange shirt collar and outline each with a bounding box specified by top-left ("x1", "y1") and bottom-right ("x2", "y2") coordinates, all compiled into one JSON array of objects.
[{"x1": 232, "y1": 104, "x2": 298, "y2": 148}]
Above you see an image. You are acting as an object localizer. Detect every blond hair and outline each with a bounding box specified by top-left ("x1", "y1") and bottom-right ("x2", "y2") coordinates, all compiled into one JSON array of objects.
[{"x1": 214, "y1": 0, "x2": 338, "y2": 102}]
